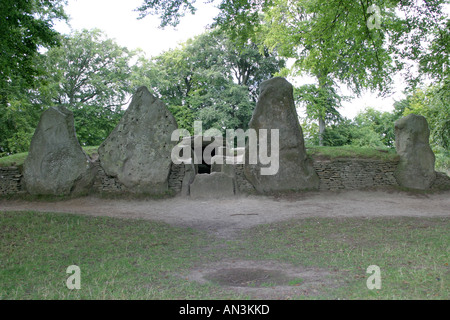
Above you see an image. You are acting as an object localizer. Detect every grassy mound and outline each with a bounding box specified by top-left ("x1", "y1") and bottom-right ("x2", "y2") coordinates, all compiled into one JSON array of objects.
[
  {"x1": 0, "y1": 146, "x2": 400, "y2": 168},
  {"x1": 306, "y1": 146, "x2": 399, "y2": 161},
  {"x1": 0, "y1": 147, "x2": 100, "y2": 168}
]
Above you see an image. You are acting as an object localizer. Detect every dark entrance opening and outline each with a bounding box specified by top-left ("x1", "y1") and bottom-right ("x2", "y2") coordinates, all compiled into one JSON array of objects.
[
  {"x1": 190, "y1": 136, "x2": 223, "y2": 175},
  {"x1": 197, "y1": 148, "x2": 215, "y2": 174}
]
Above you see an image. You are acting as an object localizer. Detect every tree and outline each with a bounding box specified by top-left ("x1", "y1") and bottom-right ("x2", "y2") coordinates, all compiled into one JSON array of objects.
[
  {"x1": 0, "y1": 0, "x2": 67, "y2": 154},
  {"x1": 136, "y1": 0, "x2": 448, "y2": 144},
  {"x1": 39, "y1": 29, "x2": 136, "y2": 146},
  {"x1": 0, "y1": 0, "x2": 66, "y2": 93},
  {"x1": 135, "y1": 0, "x2": 198, "y2": 27},
  {"x1": 353, "y1": 107, "x2": 400, "y2": 148},
  {"x1": 294, "y1": 84, "x2": 344, "y2": 146},
  {"x1": 402, "y1": 83, "x2": 450, "y2": 171},
  {"x1": 131, "y1": 30, "x2": 285, "y2": 133},
  {"x1": 0, "y1": 74, "x2": 43, "y2": 154}
]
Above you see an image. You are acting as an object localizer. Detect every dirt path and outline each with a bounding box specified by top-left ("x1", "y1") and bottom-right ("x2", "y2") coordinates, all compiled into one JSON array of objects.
[{"x1": 1, "y1": 190, "x2": 449, "y2": 238}]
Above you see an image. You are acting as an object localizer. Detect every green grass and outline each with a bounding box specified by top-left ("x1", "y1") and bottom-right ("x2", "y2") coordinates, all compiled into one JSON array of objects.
[
  {"x1": 0, "y1": 152, "x2": 28, "y2": 168},
  {"x1": 237, "y1": 217, "x2": 449, "y2": 299},
  {"x1": 0, "y1": 147, "x2": 99, "y2": 168},
  {"x1": 306, "y1": 146, "x2": 399, "y2": 161},
  {"x1": 0, "y1": 211, "x2": 236, "y2": 299},
  {"x1": 0, "y1": 211, "x2": 448, "y2": 300}
]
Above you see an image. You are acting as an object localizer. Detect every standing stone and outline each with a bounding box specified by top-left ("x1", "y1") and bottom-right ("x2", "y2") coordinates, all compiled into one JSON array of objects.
[
  {"x1": 189, "y1": 172, "x2": 235, "y2": 199},
  {"x1": 98, "y1": 86, "x2": 178, "y2": 194},
  {"x1": 394, "y1": 114, "x2": 436, "y2": 189},
  {"x1": 23, "y1": 106, "x2": 95, "y2": 195},
  {"x1": 244, "y1": 77, "x2": 319, "y2": 192}
]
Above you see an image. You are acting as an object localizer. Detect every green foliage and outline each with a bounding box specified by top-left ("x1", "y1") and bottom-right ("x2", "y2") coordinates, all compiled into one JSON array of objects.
[
  {"x1": 353, "y1": 107, "x2": 400, "y2": 148},
  {"x1": 213, "y1": 0, "x2": 272, "y2": 44},
  {"x1": 0, "y1": 72, "x2": 46, "y2": 155},
  {"x1": 168, "y1": 105, "x2": 195, "y2": 135},
  {"x1": 300, "y1": 118, "x2": 320, "y2": 146},
  {"x1": 135, "y1": 0, "x2": 197, "y2": 27},
  {"x1": 321, "y1": 118, "x2": 354, "y2": 147},
  {"x1": 135, "y1": 0, "x2": 448, "y2": 145},
  {"x1": 416, "y1": 19, "x2": 449, "y2": 86},
  {"x1": 402, "y1": 83, "x2": 450, "y2": 172},
  {"x1": 403, "y1": 84, "x2": 450, "y2": 150},
  {"x1": 263, "y1": 0, "x2": 396, "y2": 95},
  {"x1": 349, "y1": 126, "x2": 385, "y2": 149},
  {"x1": 303, "y1": 106, "x2": 402, "y2": 149},
  {"x1": 0, "y1": 0, "x2": 67, "y2": 91},
  {"x1": 295, "y1": 83, "x2": 344, "y2": 144},
  {"x1": 38, "y1": 29, "x2": 136, "y2": 146},
  {"x1": 0, "y1": 0, "x2": 67, "y2": 155},
  {"x1": 132, "y1": 30, "x2": 285, "y2": 133},
  {"x1": 1, "y1": 29, "x2": 136, "y2": 153}
]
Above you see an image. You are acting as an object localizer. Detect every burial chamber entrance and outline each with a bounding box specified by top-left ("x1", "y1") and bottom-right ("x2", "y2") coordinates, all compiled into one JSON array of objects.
[
  {"x1": 182, "y1": 136, "x2": 237, "y2": 199},
  {"x1": 185, "y1": 136, "x2": 224, "y2": 175}
]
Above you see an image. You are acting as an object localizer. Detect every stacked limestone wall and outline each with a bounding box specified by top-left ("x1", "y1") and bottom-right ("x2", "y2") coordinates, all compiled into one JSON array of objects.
[
  {"x1": 2, "y1": 159, "x2": 450, "y2": 196},
  {"x1": 313, "y1": 159, "x2": 400, "y2": 191},
  {"x1": 234, "y1": 164, "x2": 256, "y2": 193},
  {"x1": 0, "y1": 167, "x2": 23, "y2": 195},
  {"x1": 432, "y1": 172, "x2": 450, "y2": 190},
  {"x1": 168, "y1": 163, "x2": 185, "y2": 194}
]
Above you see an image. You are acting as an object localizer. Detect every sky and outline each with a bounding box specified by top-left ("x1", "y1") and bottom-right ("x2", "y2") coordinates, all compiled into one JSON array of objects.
[{"x1": 53, "y1": 0, "x2": 410, "y2": 119}]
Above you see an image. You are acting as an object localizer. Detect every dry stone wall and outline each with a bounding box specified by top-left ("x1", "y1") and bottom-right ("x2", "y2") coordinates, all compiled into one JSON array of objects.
[
  {"x1": 313, "y1": 159, "x2": 399, "y2": 190},
  {"x1": 432, "y1": 172, "x2": 450, "y2": 190},
  {"x1": 91, "y1": 161, "x2": 125, "y2": 193},
  {"x1": 1, "y1": 159, "x2": 449, "y2": 196},
  {"x1": 0, "y1": 167, "x2": 23, "y2": 195},
  {"x1": 168, "y1": 163, "x2": 185, "y2": 194}
]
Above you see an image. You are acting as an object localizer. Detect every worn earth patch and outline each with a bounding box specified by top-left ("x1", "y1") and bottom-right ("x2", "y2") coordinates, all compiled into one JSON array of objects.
[{"x1": 180, "y1": 260, "x2": 345, "y2": 299}]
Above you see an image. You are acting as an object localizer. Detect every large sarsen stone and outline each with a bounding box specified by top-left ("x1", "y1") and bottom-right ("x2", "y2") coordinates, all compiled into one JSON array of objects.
[
  {"x1": 23, "y1": 106, "x2": 95, "y2": 195},
  {"x1": 394, "y1": 114, "x2": 436, "y2": 189},
  {"x1": 98, "y1": 86, "x2": 178, "y2": 193},
  {"x1": 244, "y1": 77, "x2": 319, "y2": 192}
]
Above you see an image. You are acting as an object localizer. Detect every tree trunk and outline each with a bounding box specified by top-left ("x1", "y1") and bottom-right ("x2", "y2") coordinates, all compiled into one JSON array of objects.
[
  {"x1": 317, "y1": 71, "x2": 329, "y2": 147},
  {"x1": 319, "y1": 115, "x2": 325, "y2": 146}
]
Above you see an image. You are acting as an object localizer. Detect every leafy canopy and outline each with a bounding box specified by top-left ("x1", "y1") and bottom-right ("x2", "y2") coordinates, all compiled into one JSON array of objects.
[
  {"x1": 132, "y1": 30, "x2": 285, "y2": 133},
  {"x1": 0, "y1": 0, "x2": 67, "y2": 92},
  {"x1": 39, "y1": 29, "x2": 136, "y2": 146}
]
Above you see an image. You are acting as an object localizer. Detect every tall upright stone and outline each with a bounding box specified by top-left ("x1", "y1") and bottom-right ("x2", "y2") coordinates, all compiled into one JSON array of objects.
[
  {"x1": 244, "y1": 77, "x2": 319, "y2": 192},
  {"x1": 98, "y1": 86, "x2": 178, "y2": 194},
  {"x1": 394, "y1": 114, "x2": 436, "y2": 189},
  {"x1": 23, "y1": 106, "x2": 95, "y2": 195}
]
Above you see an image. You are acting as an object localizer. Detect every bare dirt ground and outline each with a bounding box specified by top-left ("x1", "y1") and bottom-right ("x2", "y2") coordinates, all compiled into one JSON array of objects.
[
  {"x1": 1, "y1": 189, "x2": 449, "y2": 238},
  {"x1": 1, "y1": 189, "x2": 449, "y2": 299}
]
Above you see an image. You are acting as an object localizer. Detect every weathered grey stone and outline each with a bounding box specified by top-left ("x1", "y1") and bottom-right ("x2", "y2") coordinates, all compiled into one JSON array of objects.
[
  {"x1": 244, "y1": 77, "x2": 319, "y2": 192},
  {"x1": 23, "y1": 106, "x2": 95, "y2": 195},
  {"x1": 394, "y1": 114, "x2": 436, "y2": 189},
  {"x1": 189, "y1": 172, "x2": 235, "y2": 199},
  {"x1": 98, "y1": 86, "x2": 178, "y2": 194}
]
